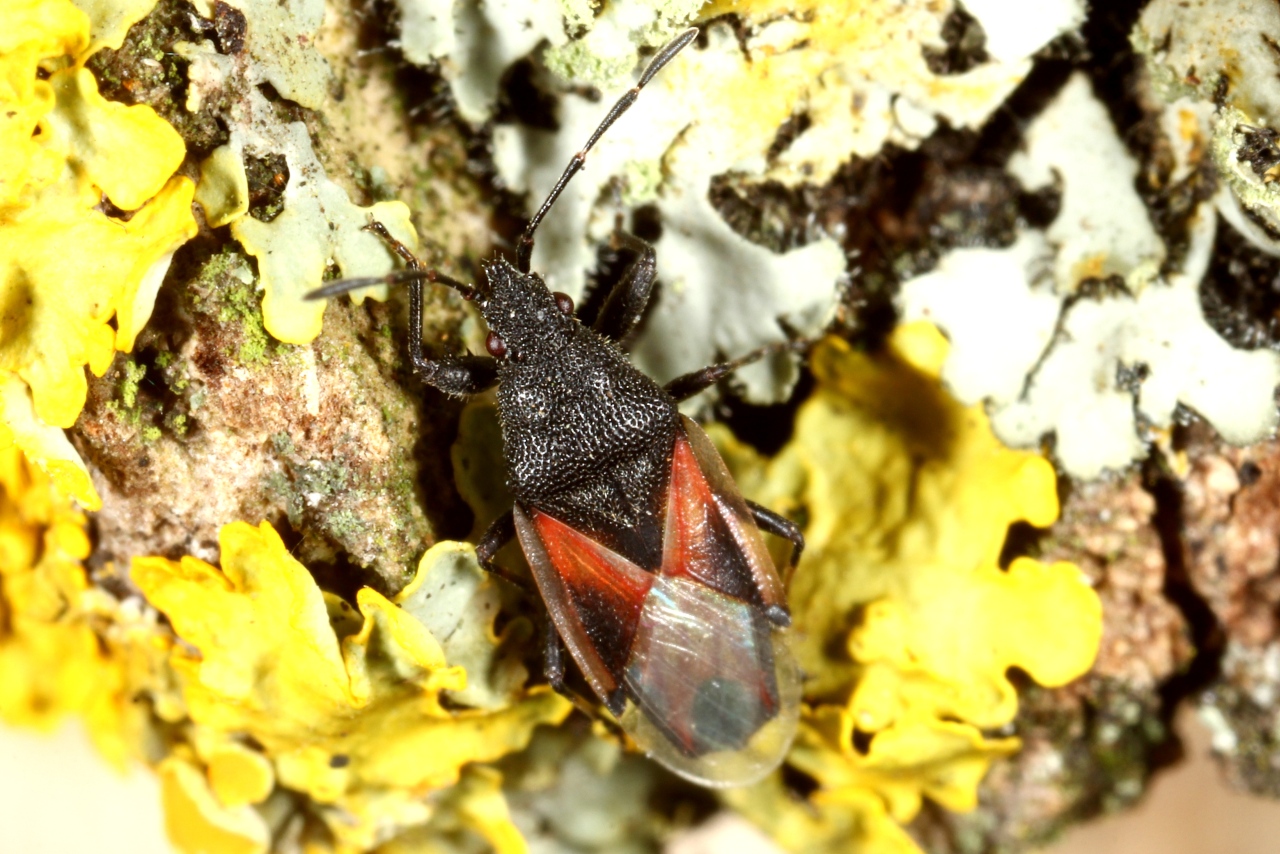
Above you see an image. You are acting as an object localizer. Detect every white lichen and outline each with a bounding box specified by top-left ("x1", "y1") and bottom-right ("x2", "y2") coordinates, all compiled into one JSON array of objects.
[
  {"x1": 996, "y1": 204, "x2": 1276, "y2": 475},
  {"x1": 629, "y1": 170, "x2": 846, "y2": 400},
  {"x1": 397, "y1": 0, "x2": 568, "y2": 124},
  {"x1": 494, "y1": 23, "x2": 847, "y2": 401},
  {"x1": 73, "y1": 0, "x2": 160, "y2": 53},
  {"x1": 1006, "y1": 73, "x2": 1165, "y2": 293},
  {"x1": 191, "y1": 0, "x2": 331, "y2": 110},
  {"x1": 899, "y1": 231, "x2": 1058, "y2": 406},
  {"x1": 961, "y1": 0, "x2": 1086, "y2": 64},
  {"x1": 901, "y1": 73, "x2": 1280, "y2": 479}
]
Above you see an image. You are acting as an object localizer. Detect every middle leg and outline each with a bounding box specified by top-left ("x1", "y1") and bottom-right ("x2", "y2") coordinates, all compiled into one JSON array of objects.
[
  {"x1": 543, "y1": 619, "x2": 629, "y2": 725},
  {"x1": 663, "y1": 337, "x2": 807, "y2": 402},
  {"x1": 475, "y1": 510, "x2": 534, "y2": 593}
]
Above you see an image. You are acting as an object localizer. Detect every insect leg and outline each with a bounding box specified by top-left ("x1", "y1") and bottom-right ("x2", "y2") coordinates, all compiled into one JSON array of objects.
[
  {"x1": 663, "y1": 337, "x2": 805, "y2": 401},
  {"x1": 542, "y1": 618, "x2": 568, "y2": 695},
  {"x1": 365, "y1": 219, "x2": 419, "y2": 268},
  {"x1": 745, "y1": 498, "x2": 805, "y2": 592},
  {"x1": 355, "y1": 221, "x2": 496, "y2": 395},
  {"x1": 475, "y1": 510, "x2": 533, "y2": 593},
  {"x1": 416, "y1": 354, "x2": 498, "y2": 396},
  {"x1": 543, "y1": 619, "x2": 630, "y2": 724},
  {"x1": 593, "y1": 231, "x2": 657, "y2": 342},
  {"x1": 514, "y1": 27, "x2": 699, "y2": 273},
  {"x1": 489, "y1": 526, "x2": 629, "y2": 728}
]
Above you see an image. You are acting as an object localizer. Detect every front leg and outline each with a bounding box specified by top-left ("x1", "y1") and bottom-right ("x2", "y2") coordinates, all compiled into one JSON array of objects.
[
  {"x1": 593, "y1": 231, "x2": 657, "y2": 343},
  {"x1": 416, "y1": 354, "x2": 498, "y2": 396},
  {"x1": 359, "y1": 220, "x2": 494, "y2": 396}
]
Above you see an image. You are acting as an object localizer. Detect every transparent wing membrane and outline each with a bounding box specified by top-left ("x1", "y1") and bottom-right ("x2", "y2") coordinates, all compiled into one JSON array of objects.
[{"x1": 621, "y1": 576, "x2": 800, "y2": 786}]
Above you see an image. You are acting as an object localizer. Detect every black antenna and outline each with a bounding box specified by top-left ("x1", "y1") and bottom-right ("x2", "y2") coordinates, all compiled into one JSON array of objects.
[
  {"x1": 514, "y1": 27, "x2": 699, "y2": 273},
  {"x1": 303, "y1": 220, "x2": 477, "y2": 302},
  {"x1": 303, "y1": 267, "x2": 476, "y2": 302}
]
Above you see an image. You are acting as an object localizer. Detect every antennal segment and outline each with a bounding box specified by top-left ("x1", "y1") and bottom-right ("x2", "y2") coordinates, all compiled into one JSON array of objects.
[
  {"x1": 514, "y1": 26, "x2": 699, "y2": 274},
  {"x1": 303, "y1": 268, "x2": 477, "y2": 302},
  {"x1": 305, "y1": 221, "x2": 478, "y2": 302}
]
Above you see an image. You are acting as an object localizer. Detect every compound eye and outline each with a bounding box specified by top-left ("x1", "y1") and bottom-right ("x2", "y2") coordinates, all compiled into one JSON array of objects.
[
  {"x1": 553, "y1": 292, "x2": 574, "y2": 316},
  {"x1": 485, "y1": 331, "x2": 507, "y2": 358}
]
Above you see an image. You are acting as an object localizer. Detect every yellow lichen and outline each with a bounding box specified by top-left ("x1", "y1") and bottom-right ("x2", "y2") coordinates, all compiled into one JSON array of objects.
[
  {"x1": 206, "y1": 740, "x2": 276, "y2": 808},
  {"x1": 70, "y1": 0, "x2": 164, "y2": 55},
  {"x1": 715, "y1": 324, "x2": 1102, "y2": 852},
  {"x1": 0, "y1": 0, "x2": 197, "y2": 510},
  {"x1": 0, "y1": 444, "x2": 178, "y2": 767},
  {"x1": 1, "y1": 440, "x2": 567, "y2": 852},
  {"x1": 134, "y1": 521, "x2": 572, "y2": 851},
  {"x1": 372, "y1": 766, "x2": 529, "y2": 854},
  {"x1": 159, "y1": 756, "x2": 271, "y2": 854},
  {"x1": 195, "y1": 144, "x2": 251, "y2": 229},
  {"x1": 0, "y1": 376, "x2": 97, "y2": 524}
]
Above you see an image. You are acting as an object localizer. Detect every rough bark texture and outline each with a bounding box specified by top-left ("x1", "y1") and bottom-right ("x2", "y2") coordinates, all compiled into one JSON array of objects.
[{"x1": 76, "y1": 0, "x2": 492, "y2": 592}]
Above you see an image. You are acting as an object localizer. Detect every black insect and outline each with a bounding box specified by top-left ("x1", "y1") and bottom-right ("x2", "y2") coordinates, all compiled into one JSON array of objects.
[{"x1": 309, "y1": 28, "x2": 803, "y2": 786}]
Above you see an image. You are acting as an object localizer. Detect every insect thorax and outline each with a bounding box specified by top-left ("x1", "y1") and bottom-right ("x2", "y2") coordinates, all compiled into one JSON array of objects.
[{"x1": 496, "y1": 327, "x2": 679, "y2": 566}]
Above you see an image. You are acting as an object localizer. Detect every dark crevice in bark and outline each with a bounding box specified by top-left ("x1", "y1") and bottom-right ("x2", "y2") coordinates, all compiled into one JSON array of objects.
[{"x1": 1143, "y1": 452, "x2": 1225, "y2": 765}]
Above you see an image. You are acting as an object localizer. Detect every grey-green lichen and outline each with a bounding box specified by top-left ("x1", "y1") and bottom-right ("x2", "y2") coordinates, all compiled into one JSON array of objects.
[
  {"x1": 1212, "y1": 107, "x2": 1280, "y2": 241},
  {"x1": 188, "y1": 246, "x2": 278, "y2": 366},
  {"x1": 217, "y1": 278, "x2": 274, "y2": 366},
  {"x1": 1129, "y1": 25, "x2": 1208, "y2": 105},
  {"x1": 543, "y1": 39, "x2": 635, "y2": 87},
  {"x1": 118, "y1": 358, "x2": 146, "y2": 411}
]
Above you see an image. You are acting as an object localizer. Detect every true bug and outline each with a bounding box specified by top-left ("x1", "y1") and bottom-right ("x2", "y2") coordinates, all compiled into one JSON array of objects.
[{"x1": 308, "y1": 28, "x2": 803, "y2": 787}]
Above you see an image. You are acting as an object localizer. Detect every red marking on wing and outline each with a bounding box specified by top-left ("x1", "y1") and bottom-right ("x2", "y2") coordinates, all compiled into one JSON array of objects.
[
  {"x1": 531, "y1": 511, "x2": 655, "y2": 674},
  {"x1": 660, "y1": 424, "x2": 785, "y2": 609},
  {"x1": 663, "y1": 432, "x2": 720, "y2": 583}
]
